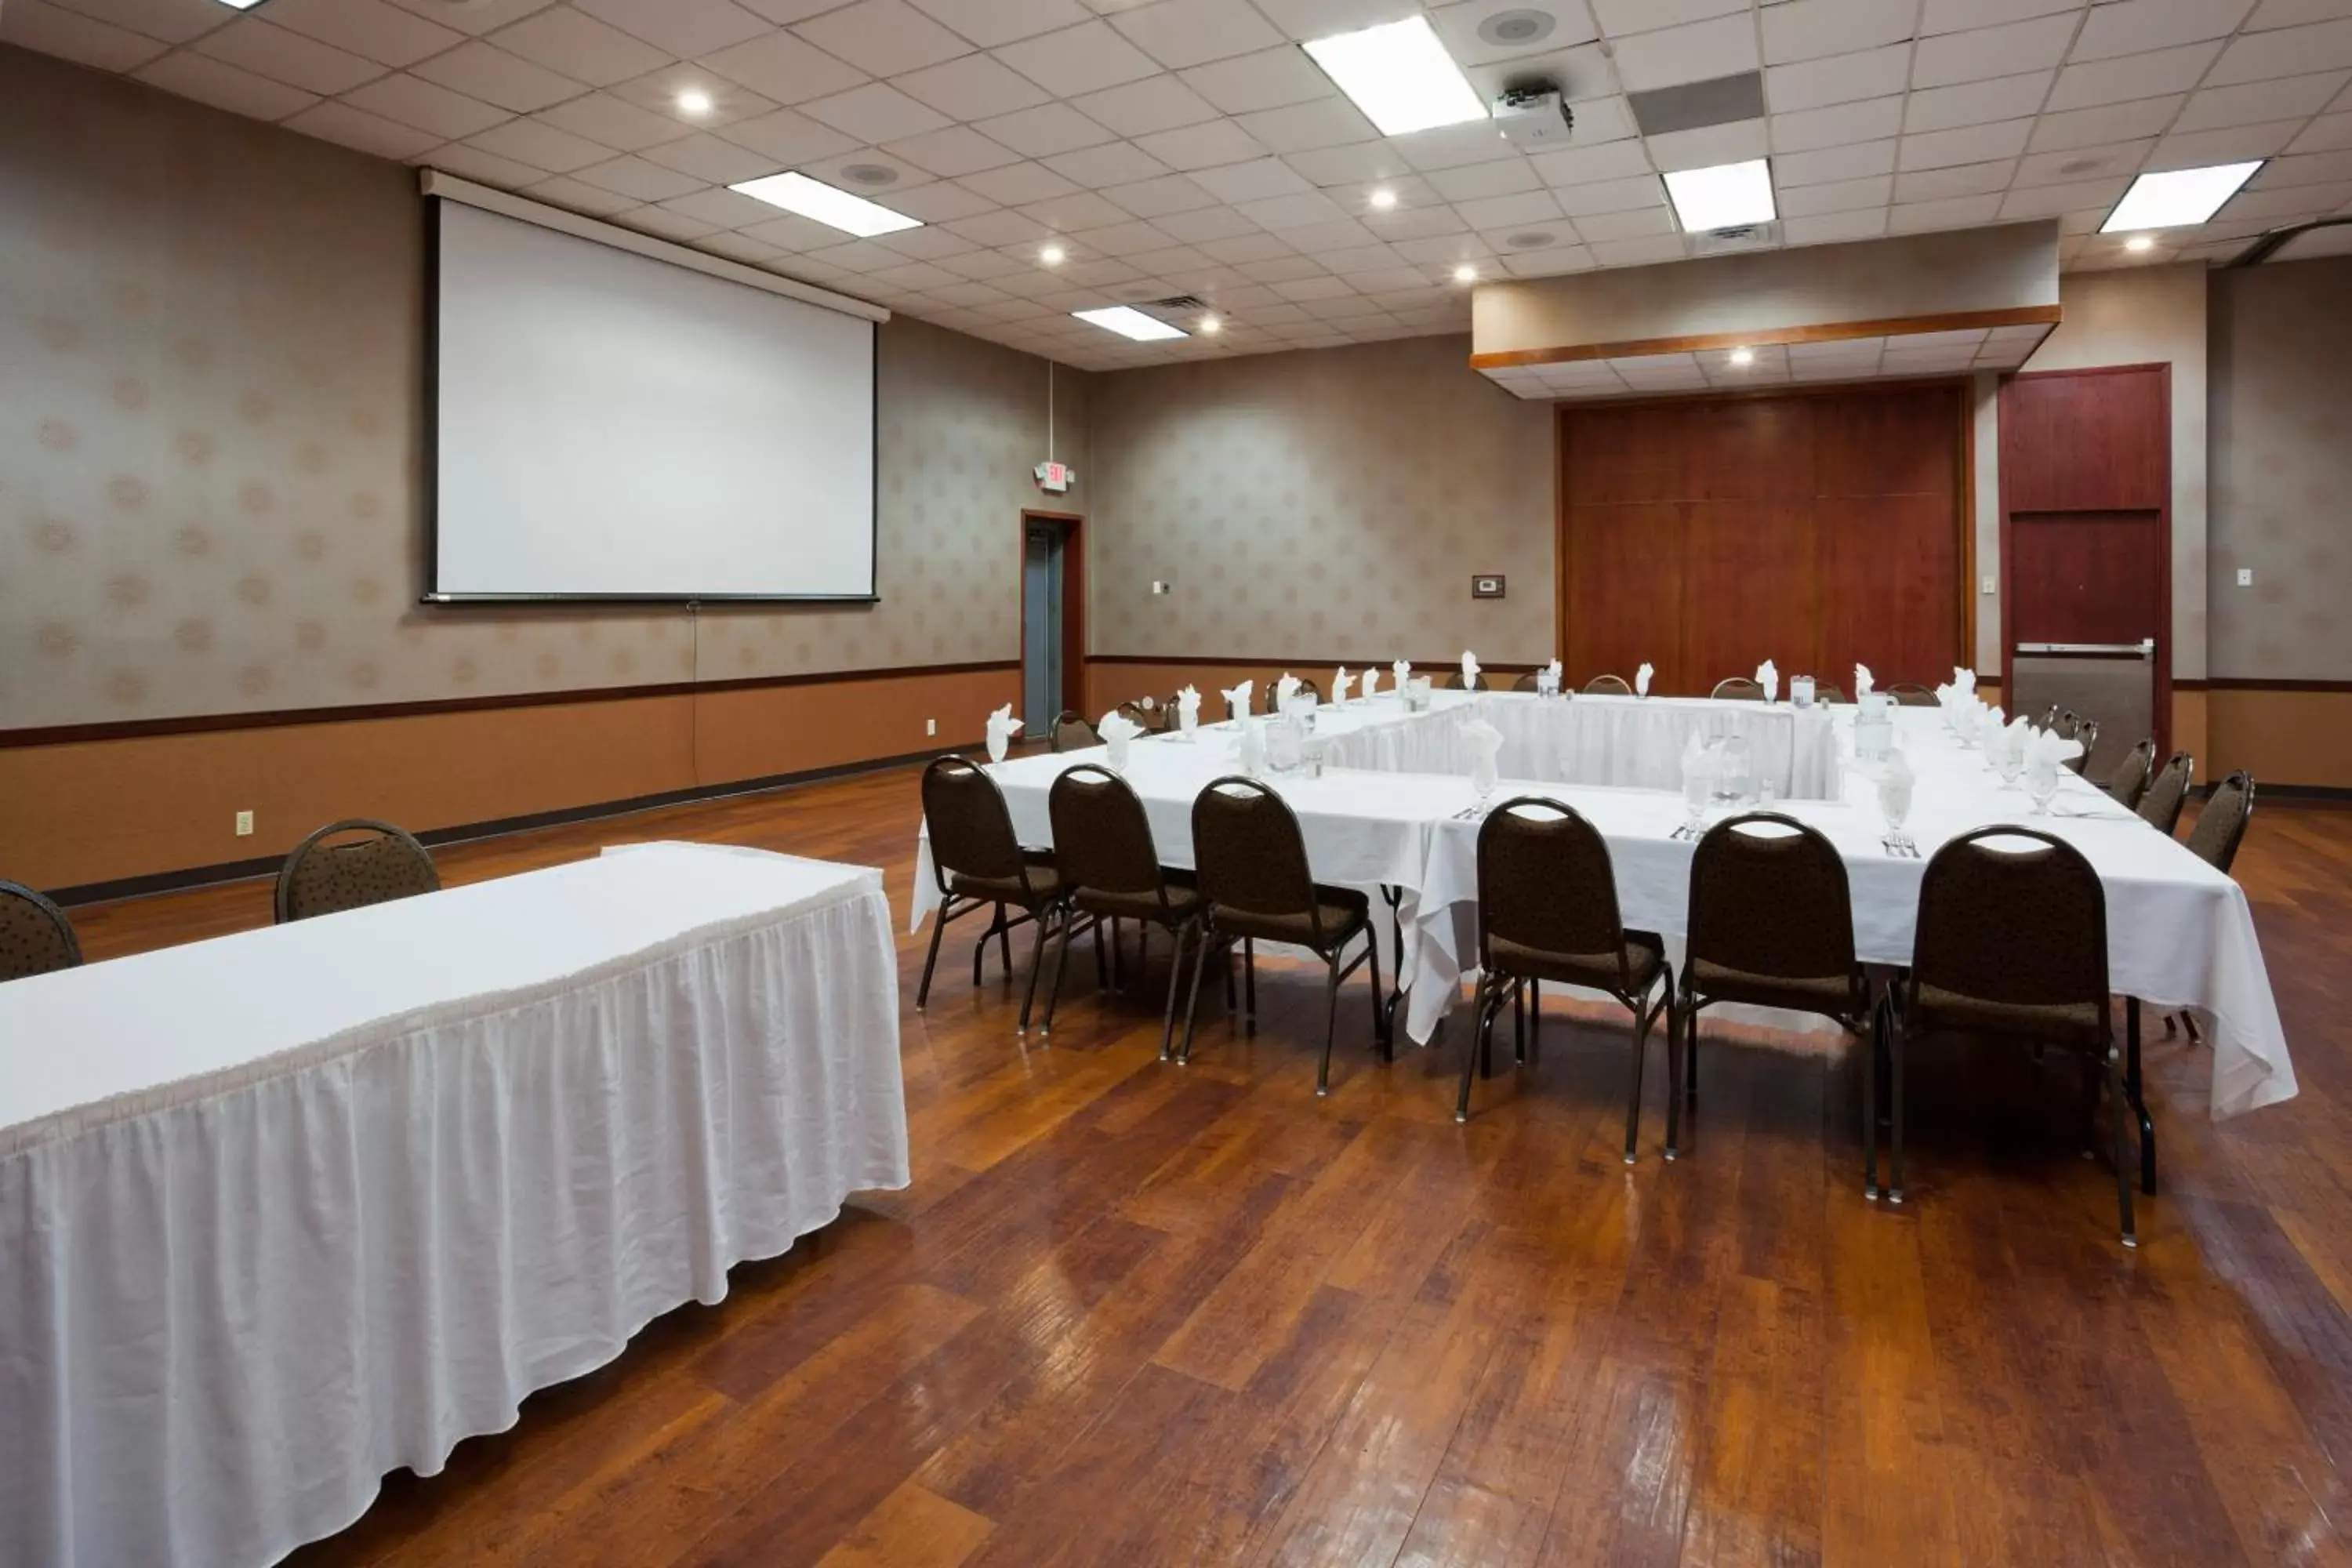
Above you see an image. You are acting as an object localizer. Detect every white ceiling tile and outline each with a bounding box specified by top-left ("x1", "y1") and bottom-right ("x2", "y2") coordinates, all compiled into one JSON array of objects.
[
  {"x1": 699, "y1": 230, "x2": 786, "y2": 263},
  {"x1": 891, "y1": 53, "x2": 1051, "y2": 118},
  {"x1": 1460, "y1": 41, "x2": 1618, "y2": 103},
  {"x1": 1065, "y1": 217, "x2": 1181, "y2": 253},
  {"x1": 1996, "y1": 173, "x2": 2130, "y2": 216},
  {"x1": 2207, "y1": 14, "x2": 2352, "y2": 78},
  {"x1": 2223, "y1": 176, "x2": 2352, "y2": 215},
  {"x1": 1283, "y1": 139, "x2": 1416, "y2": 183},
  {"x1": 0, "y1": 0, "x2": 169, "y2": 71},
  {"x1": 2147, "y1": 118, "x2": 2307, "y2": 167},
  {"x1": 2245, "y1": 0, "x2": 2352, "y2": 25},
  {"x1": 639, "y1": 131, "x2": 783, "y2": 182},
  {"x1": 134, "y1": 52, "x2": 319, "y2": 119},
  {"x1": 412, "y1": 40, "x2": 586, "y2": 113},
  {"x1": 2173, "y1": 70, "x2": 2349, "y2": 131},
  {"x1": 1365, "y1": 200, "x2": 1475, "y2": 238},
  {"x1": 801, "y1": 81, "x2": 954, "y2": 142},
  {"x1": 958, "y1": 158, "x2": 1086, "y2": 202},
  {"x1": 2250, "y1": 146, "x2": 2352, "y2": 183},
  {"x1": 1178, "y1": 45, "x2": 1336, "y2": 112},
  {"x1": 1773, "y1": 136, "x2": 1899, "y2": 183},
  {"x1": 1783, "y1": 205, "x2": 1890, "y2": 241},
  {"x1": 2044, "y1": 40, "x2": 2223, "y2": 110},
  {"x1": 1110, "y1": 0, "x2": 1285, "y2": 67},
  {"x1": 2073, "y1": 0, "x2": 2254, "y2": 61},
  {"x1": 1912, "y1": 14, "x2": 2077, "y2": 89},
  {"x1": 699, "y1": 32, "x2": 870, "y2": 104},
  {"x1": 464, "y1": 115, "x2": 615, "y2": 171},
  {"x1": 1773, "y1": 95, "x2": 1906, "y2": 154},
  {"x1": 1905, "y1": 71, "x2": 2053, "y2": 133},
  {"x1": 1893, "y1": 158, "x2": 2016, "y2": 200},
  {"x1": 873, "y1": 223, "x2": 984, "y2": 256},
  {"x1": 1189, "y1": 154, "x2": 1316, "y2": 200},
  {"x1": 1570, "y1": 204, "x2": 1675, "y2": 238},
  {"x1": 1777, "y1": 172, "x2": 1891, "y2": 213},
  {"x1": 1549, "y1": 172, "x2": 1664, "y2": 213},
  {"x1": 609, "y1": 64, "x2": 778, "y2": 128},
  {"x1": 1390, "y1": 230, "x2": 1490, "y2": 262},
  {"x1": 1887, "y1": 192, "x2": 2004, "y2": 230},
  {"x1": 1133, "y1": 116, "x2": 1270, "y2": 168},
  {"x1": 1394, "y1": 118, "x2": 1524, "y2": 169},
  {"x1": 1240, "y1": 188, "x2": 1351, "y2": 225},
  {"x1": 717, "y1": 106, "x2": 863, "y2": 163},
  {"x1": 974, "y1": 100, "x2": 1117, "y2": 154},
  {"x1": 2025, "y1": 94, "x2": 2187, "y2": 149},
  {"x1": 574, "y1": 153, "x2": 708, "y2": 200},
  {"x1": 1024, "y1": 187, "x2": 1142, "y2": 226},
  {"x1": 1899, "y1": 118, "x2": 2034, "y2": 169},
  {"x1": 1100, "y1": 171, "x2": 1222, "y2": 212},
  {"x1": 421, "y1": 142, "x2": 548, "y2": 187},
  {"x1": 2288, "y1": 111, "x2": 2352, "y2": 150},
  {"x1": 270, "y1": 0, "x2": 460, "y2": 67},
  {"x1": 572, "y1": 0, "x2": 771, "y2": 56},
  {"x1": 1426, "y1": 157, "x2": 1541, "y2": 200},
  {"x1": 192, "y1": 19, "x2": 387, "y2": 96},
  {"x1": 1645, "y1": 118, "x2": 1769, "y2": 169},
  {"x1": 536, "y1": 92, "x2": 692, "y2": 151},
  {"x1": 489, "y1": 8, "x2": 666, "y2": 86},
  {"x1": 995, "y1": 19, "x2": 1164, "y2": 93},
  {"x1": 790, "y1": 0, "x2": 973, "y2": 74},
  {"x1": 1588, "y1": 232, "x2": 1690, "y2": 263},
  {"x1": 1153, "y1": 202, "x2": 1269, "y2": 240},
  {"x1": 619, "y1": 204, "x2": 720, "y2": 241},
  {"x1": 946, "y1": 208, "x2": 1058, "y2": 245},
  {"x1": 31, "y1": 0, "x2": 234, "y2": 45},
  {"x1": 1040, "y1": 139, "x2": 1173, "y2": 183},
  {"x1": 1610, "y1": 13, "x2": 1758, "y2": 89},
  {"x1": 887, "y1": 180, "x2": 1005, "y2": 220},
  {"x1": 284, "y1": 100, "x2": 442, "y2": 159},
  {"x1": 1428, "y1": 0, "x2": 1600, "y2": 68},
  {"x1": 659, "y1": 185, "x2": 783, "y2": 226},
  {"x1": 343, "y1": 72, "x2": 511, "y2": 138},
  {"x1": 2013, "y1": 137, "x2": 2151, "y2": 183},
  {"x1": 1766, "y1": 44, "x2": 1912, "y2": 111},
  {"x1": 887, "y1": 122, "x2": 1026, "y2": 173},
  {"x1": 1233, "y1": 96, "x2": 1381, "y2": 151},
  {"x1": 1071, "y1": 73, "x2": 1223, "y2": 135},
  {"x1": 1762, "y1": 0, "x2": 1921, "y2": 65},
  {"x1": 1455, "y1": 189, "x2": 1564, "y2": 227},
  {"x1": 909, "y1": 0, "x2": 1092, "y2": 47},
  {"x1": 1528, "y1": 138, "x2": 1652, "y2": 185},
  {"x1": 799, "y1": 145, "x2": 939, "y2": 191}
]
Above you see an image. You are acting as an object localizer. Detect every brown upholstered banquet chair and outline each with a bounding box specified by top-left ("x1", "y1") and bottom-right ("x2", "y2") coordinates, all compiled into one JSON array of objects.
[
  {"x1": 1465, "y1": 799, "x2": 1671, "y2": 1148},
  {"x1": 1888, "y1": 827, "x2": 2137, "y2": 1245},
  {"x1": 2102, "y1": 739, "x2": 2156, "y2": 811},
  {"x1": 1, "y1": 880, "x2": 82, "y2": 982},
  {"x1": 1181, "y1": 776, "x2": 1387, "y2": 1091},
  {"x1": 1584, "y1": 673, "x2": 1634, "y2": 695},
  {"x1": 1512, "y1": 672, "x2": 1543, "y2": 691},
  {"x1": 916, "y1": 755, "x2": 1065, "y2": 1033},
  {"x1": 1886, "y1": 683, "x2": 1936, "y2": 706},
  {"x1": 1043, "y1": 764, "x2": 1200, "y2": 1054},
  {"x1": 2067, "y1": 718, "x2": 2100, "y2": 775},
  {"x1": 2054, "y1": 710, "x2": 2081, "y2": 739},
  {"x1": 1711, "y1": 677, "x2": 1765, "y2": 701},
  {"x1": 2042, "y1": 704, "x2": 2061, "y2": 729},
  {"x1": 2186, "y1": 771, "x2": 2256, "y2": 873},
  {"x1": 1678, "y1": 815, "x2": 1875, "y2": 1163},
  {"x1": 274, "y1": 819, "x2": 438, "y2": 924},
  {"x1": 1049, "y1": 710, "x2": 1099, "y2": 752},
  {"x1": 2138, "y1": 751, "x2": 2195, "y2": 833},
  {"x1": 1116, "y1": 698, "x2": 1163, "y2": 732}
]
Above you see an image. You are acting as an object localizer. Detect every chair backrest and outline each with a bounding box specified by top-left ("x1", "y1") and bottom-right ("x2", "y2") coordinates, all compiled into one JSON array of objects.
[
  {"x1": 1116, "y1": 699, "x2": 1160, "y2": 732},
  {"x1": 2067, "y1": 717, "x2": 2100, "y2": 775},
  {"x1": 920, "y1": 756, "x2": 1032, "y2": 896},
  {"x1": 2105, "y1": 739, "x2": 2155, "y2": 809},
  {"x1": 2185, "y1": 771, "x2": 2256, "y2": 873},
  {"x1": 2138, "y1": 750, "x2": 2195, "y2": 833},
  {"x1": 1910, "y1": 827, "x2": 2108, "y2": 1016},
  {"x1": 1584, "y1": 673, "x2": 1633, "y2": 695},
  {"x1": 0, "y1": 880, "x2": 82, "y2": 981},
  {"x1": 1049, "y1": 710, "x2": 1098, "y2": 752},
  {"x1": 1442, "y1": 671, "x2": 1470, "y2": 689},
  {"x1": 1512, "y1": 672, "x2": 1543, "y2": 691},
  {"x1": 1290, "y1": 676, "x2": 1320, "y2": 702},
  {"x1": 1687, "y1": 813, "x2": 1857, "y2": 982},
  {"x1": 275, "y1": 819, "x2": 439, "y2": 924},
  {"x1": 1191, "y1": 776, "x2": 1327, "y2": 944},
  {"x1": 1048, "y1": 764, "x2": 1171, "y2": 911},
  {"x1": 1711, "y1": 677, "x2": 1764, "y2": 701},
  {"x1": 2042, "y1": 704, "x2": 2060, "y2": 730},
  {"x1": 1475, "y1": 798, "x2": 1635, "y2": 986},
  {"x1": 1887, "y1": 683, "x2": 1936, "y2": 707},
  {"x1": 2055, "y1": 710, "x2": 2081, "y2": 739}
]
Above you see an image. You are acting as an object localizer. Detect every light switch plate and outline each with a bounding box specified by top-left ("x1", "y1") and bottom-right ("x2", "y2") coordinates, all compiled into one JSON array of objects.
[
  {"x1": 1980, "y1": 575, "x2": 1996, "y2": 595},
  {"x1": 2237, "y1": 568, "x2": 2253, "y2": 586}
]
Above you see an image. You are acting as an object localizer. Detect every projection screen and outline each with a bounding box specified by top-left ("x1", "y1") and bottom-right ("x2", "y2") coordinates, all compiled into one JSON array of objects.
[{"x1": 429, "y1": 198, "x2": 877, "y2": 601}]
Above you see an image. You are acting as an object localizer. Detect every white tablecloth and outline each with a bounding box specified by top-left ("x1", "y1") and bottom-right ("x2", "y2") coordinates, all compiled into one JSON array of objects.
[
  {"x1": 913, "y1": 707, "x2": 2292, "y2": 1121},
  {"x1": 0, "y1": 842, "x2": 908, "y2": 1568}
]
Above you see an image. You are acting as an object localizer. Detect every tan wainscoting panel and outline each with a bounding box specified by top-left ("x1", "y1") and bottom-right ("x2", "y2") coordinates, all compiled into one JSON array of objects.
[
  {"x1": 1, "y1": 666, "x2": 1016, "y2": 891},
  {"x1": 2205, "y1": 688, "x2": 2352, "y2": 790}
]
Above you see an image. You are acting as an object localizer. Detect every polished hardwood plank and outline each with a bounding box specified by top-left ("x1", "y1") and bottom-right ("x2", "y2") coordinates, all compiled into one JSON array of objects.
[{"x1": 54, "y1": 770, "x2": 2352, "y2": 1568}]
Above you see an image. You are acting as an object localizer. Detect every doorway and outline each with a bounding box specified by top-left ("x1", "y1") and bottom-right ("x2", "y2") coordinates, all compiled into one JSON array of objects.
[{"x1": 1020, "y1": 510, "x2": 1083, "y2": 734}]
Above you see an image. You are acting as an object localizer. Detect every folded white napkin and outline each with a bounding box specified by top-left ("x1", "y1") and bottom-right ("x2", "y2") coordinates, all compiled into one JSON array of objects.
[
  {"x1": 1636, "y1": 661, "x2": 1653, "y2": 697},
  {"x1": 1953, "y1": 666, "x2": 1976, "y2": 698},
  {"x1": 1756, "y1": 659, "x2": 1779, "y2": 702},
  {"x1": 1223, "y1": 679, "x2": 1253, "y2": 719},
  {"x1": 1545, "y1": 657, "x2": 1563, "y2": 685},
  {"x1": 1393, "y1": 659, "x2": 1411, "y2": 693},
  {"x1": 1461, "y1": 650, "x2": 1480, "y2": 691},
  {"x1": 1333, "y1": 666, "x2": 1353, "y2": 704},
  {"x1": 2002, "y1": 714, "x2": 2031, "y2": 761},
  {"x1": 1854, "y1": 662, "x2": 1874, "y2": 699},
  {"x1": 985, "y1": 702, "x2": 1022, "y2": 765},
  {"x1": 1276, "y1": 672, "x2": 1301, "y2": 710},
  {"x1": 1097, "y1": 708, "x2": 1142, "y2": 770},
  {"x1": 1461, "y1": 716, "x2": 1503, "y2": 796},
  {"x1": 2025, "y1": 724, "x2": 2084, "y2": 772},
  {"x1": 1360, "y1": 666, "x2": 1381, "y2": 699},
  {"x1": 1982, "y1": 704, "x2": 2006, "y2": 753},
  {"x1": 1877, "y1": 746, "x2": 1915, "y2": 826},
  {"x1": 1178, "y1": 684, "x2": 1201, "y2": 734}
]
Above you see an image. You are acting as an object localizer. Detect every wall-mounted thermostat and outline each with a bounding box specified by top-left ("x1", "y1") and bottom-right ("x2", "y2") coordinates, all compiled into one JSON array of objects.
[{"x1": 1472, "y1": 574, "x2": 1506, "y2": 599}]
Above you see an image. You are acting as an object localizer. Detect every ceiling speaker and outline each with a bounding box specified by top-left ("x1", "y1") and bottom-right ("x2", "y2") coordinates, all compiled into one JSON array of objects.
[{"x1": 1478, "y1": 9, "x2": 1555, "y2": 46}]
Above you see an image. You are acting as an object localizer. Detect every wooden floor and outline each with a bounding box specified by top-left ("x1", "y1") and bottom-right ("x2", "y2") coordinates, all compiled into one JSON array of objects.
[{"x1": 71, "y1": 767, "x2": 2352, "y2": 1567}]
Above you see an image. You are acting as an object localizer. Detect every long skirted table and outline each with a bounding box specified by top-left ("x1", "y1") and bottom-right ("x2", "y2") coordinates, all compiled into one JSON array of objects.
[
  {"x1": 0, "y1": 842, "x2": 909, "y2": 1568},
  {"x1": 912, "y1": 691, "x2": 2293, "y2": 1121}
]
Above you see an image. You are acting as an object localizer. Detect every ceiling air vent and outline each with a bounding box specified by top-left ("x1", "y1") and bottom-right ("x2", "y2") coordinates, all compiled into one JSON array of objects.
[
  {"x1": 1145, "y1": 294, "x2": 1206, "y2": 310},
  {"x1": 1688, "y1": 221, "x2": 1780, "y2": 256}
]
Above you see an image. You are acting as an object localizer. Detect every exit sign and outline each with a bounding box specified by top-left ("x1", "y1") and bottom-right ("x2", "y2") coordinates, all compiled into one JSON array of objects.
[{"x1": 1033, "y1": 460, "x2": 1073, "y2": 494}]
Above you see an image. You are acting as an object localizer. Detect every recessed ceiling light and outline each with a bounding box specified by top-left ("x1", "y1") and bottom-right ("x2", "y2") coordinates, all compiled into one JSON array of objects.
[
  {"x1": 1663, "y1": 159, "x2": 1776, "y2": 232},
  {"x1": 1368, "y1": 187, "x2": 1398, "y2": 211},
  {"x1": 1199, "y1": 314, "x2": 1221, "y2": 335},
  {"x1": 2102, "y1": 162, "x2": 2263, "y2": 232},
  {"x1": 1730, "y1": 346, "x2": 1755, "y2": 366},
  {"x1": 676, "y1": 89, "x2": 713, "y2": 117},
  {"x1": 1302, "y1": 16, "x2": 1488, "y2": 138},
  {"x1": 1452, "y1": 263, "x2": 1477, "y2": 284},
  {"x1": 209, "y1": 0, "x2": 266, "y2": 8},
  {"x1": 1040, "y1": 243, "x2": 1066, "y2": 266},
  {"x1": 2125, "y1": 234, "x2": 2155, "y2": 252},
  {"x1": 1074, "y1": 306, "x2": 1187, "y2": 343},
  {"x1": 728, "y1": 172, "x2": 920, "y2": 238}
]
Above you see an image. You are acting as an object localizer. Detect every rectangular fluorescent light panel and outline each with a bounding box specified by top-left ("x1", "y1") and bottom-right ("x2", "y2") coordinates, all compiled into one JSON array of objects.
[
  {"x1": 2101, "y1": 162, "x2": 2263, "y2": 232},
  {"x1": 1073, "y1": 306, "x2": 1187, "y2": 342},
  {"x1": 1663, "y1": 159, "x2": 1776, "y2": 232},
  {"x1": 728, "y1": 172, "x2": 920, "y2": 238},
  {"x1": 1302, "y1": 16, "x2": 1488, "y2": 138}
]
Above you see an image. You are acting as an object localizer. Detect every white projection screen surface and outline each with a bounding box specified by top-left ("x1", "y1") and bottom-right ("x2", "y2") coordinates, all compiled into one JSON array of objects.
[{"x1": 430, "y1": 200, "x2": 877, "y2": 601}]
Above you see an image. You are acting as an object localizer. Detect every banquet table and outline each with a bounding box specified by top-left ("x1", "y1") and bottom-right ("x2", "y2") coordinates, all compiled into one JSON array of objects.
[
  {"x1": 912, "y1": 695, "x2": 2292, "y2": 1122},
  {"x1": 0, "y1": 841, "x2": 908, "y2": 1568}
]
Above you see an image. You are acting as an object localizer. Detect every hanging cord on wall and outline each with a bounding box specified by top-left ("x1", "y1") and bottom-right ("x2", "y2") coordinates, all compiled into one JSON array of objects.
[{"x1": 1046, "y1": 359, "x2": 1055, "y2": 465}]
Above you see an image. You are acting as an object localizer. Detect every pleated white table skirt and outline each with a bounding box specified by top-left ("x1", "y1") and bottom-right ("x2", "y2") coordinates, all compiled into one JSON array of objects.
[{"x1": 0, "y1": 842, "x2": 909, "y2": 1568}]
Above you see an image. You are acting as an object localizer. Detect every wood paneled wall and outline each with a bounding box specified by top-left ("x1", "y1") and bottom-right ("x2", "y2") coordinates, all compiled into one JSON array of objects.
[{"x1": 1557, "y1": 386, "x2": 1965, "y2": 695}]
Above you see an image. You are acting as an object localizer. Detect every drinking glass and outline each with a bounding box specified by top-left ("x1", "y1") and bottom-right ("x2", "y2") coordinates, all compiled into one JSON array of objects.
[
  {"x1": 2026, "y1": 765, "x2": 2061, "y2": 815},
  {"x1": 1877, "y1": 773, "x2": 1914, "y2": 854},
  {"x1": 1996, "y1": 750, "x2": 2022, "y2": 789}
]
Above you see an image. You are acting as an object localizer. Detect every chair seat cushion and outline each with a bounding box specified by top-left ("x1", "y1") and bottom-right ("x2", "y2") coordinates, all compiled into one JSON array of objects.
[
  {"x1": 1490, "y1": 930, "x2": 1664, "y2": 995},
  {"x1": 949, "y1": 850, "x2": 1060, "y2": 908},
  {"x1": 1073, "y1": 868, "x2": 1200, "y2": 925},
  {"x1": 1907, "y1": 982, "x2": 2105, "y2": 1046},
  {"x1": 1209, "y1": 883, "x2": 1368, "y2": 948},
  {"x1": 1688, "y1": 956, "x2": 1862, "y2": 1022}
]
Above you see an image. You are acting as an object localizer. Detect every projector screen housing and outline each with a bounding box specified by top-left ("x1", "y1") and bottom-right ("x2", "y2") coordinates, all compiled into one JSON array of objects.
[{"x1": 426, "y1": 195, "x2": 879, "y2": 603}]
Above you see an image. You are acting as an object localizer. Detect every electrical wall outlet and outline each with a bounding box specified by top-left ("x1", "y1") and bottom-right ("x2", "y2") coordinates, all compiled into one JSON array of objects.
[
  {"x1": 1151, "y1": 579, "x2": 1171, "y2": 595},
  {"x1": 925, "y1": 717, "x2": 937, "y2": 736},
  {"x1": 1981, "y1": 575, "x2": 1997, "y2": 595},
  {"x1": 234, "y1": 810, "x2": 254, "y2": 837},
  {"x1": 2237, "y1": 568, "x2": 2253, "y2": 586}
]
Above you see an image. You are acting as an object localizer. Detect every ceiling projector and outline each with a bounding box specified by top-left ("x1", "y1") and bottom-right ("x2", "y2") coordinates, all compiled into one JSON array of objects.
[{"x1": 1493, "y1": 86, "x2": 1574, "y2": 150}]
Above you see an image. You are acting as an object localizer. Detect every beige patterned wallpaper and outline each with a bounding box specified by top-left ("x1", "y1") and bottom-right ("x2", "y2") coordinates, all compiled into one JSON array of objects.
[
  {"x1": 1086, "y1": 335, "x2": 1555, "y2": 665},
  {"x1": 0, "y1": 44, "x2": 1080, "y2": 731},
  {"x1": 2209, "y1": 256, "x2": 2352, "y2": 682}
]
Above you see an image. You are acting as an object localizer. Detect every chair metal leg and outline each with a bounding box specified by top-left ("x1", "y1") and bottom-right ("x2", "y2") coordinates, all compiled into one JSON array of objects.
[
  {"x1": 2111, "y1": 1044, "x2": 2138, "y2": 1247},
  {"x1": 1479, "y1": 984, "x2": 1500, "y2": 1080},
  {"x1": 1016, "y1": 906, "x2": 1052, "y2": 1033},
  {"x1": 1512, "y1": 981, "x2": 1526, "y2": 1065},
  {"x1": 1662, "y1": 978, "x2": 1682, "y2": 1161},
  {"x1": 1889, "y1": 1026, "x2": 1907, "y2": 1205},
  {"x1": 1366, "y1": 929, "x2": 1389, "y2": 1058},
  {"x1": 1041, "y1": 905, "x2": 1078, "y2": 1036},
  {"x1": 1109, "y1": 917, "x2": 1123, "y2": 991},
  {"x1": 998, "y1": 913, "x2": 1014, "y2": 985},
  {"x1": 1458, "y1": 978, "x2": 1504, "y2": 1122},
  {"x1": 916, "y1": 898, "x2": 952, "y2": 1011},
  {"x1": 2184, "y1": 1011, "x2": 2201, "y2": 1045},
  {"x1": 1315, "y1": 958, "x2": 1343, "y2": 1098},
  {"x1": 2126, "y1": 998, "x2": 2155, "y2": 1194},
  {"x1": 1178, "y1": 924, "x2": 1212, "y2": 1065},
  {"x1": 973, "y1": 906, "x2": 1005, "y2": 986},
  {"x1": 1380, "y1": 885, "x2": 1408, "y2": 1042},
  {"x1": 1526, "y1": 978, "x2": 1540, "y2": 1063},
  {"x1": 1683, "y1": 979, "x2": 1700, "y2": 1109},
  {"x1": 1244, "y1": 938, "x2": 1258, "y2": 1022},
  {"x1": 1862, "y1": 996, "x2": 1880, "y2": 1198},
  {"x1": 1623, "y1": 985, "x2": 1650, "y2": 1165},
  {"x1": 1158, "y1": 920, "x2": 1189, "y2": 1061}
]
